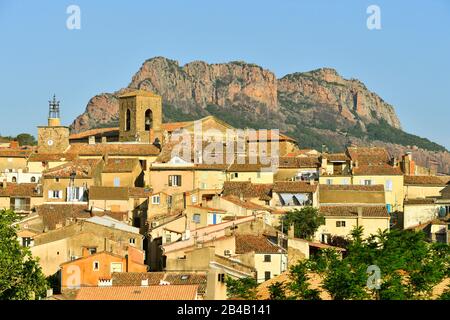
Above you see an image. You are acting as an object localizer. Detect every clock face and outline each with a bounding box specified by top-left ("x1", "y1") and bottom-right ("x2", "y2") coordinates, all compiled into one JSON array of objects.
[{"x1": 47, "y1": 139, "x2": 54, "y2": 146}]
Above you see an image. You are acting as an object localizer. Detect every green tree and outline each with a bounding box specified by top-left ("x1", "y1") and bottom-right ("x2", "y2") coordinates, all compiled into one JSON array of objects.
[
  {"x1": 288, "y1": 261, "x2": 321, "y2": 300},
  {"x1": 225, "y1": 277, "x2": 258, "y2": 300},
  {"x1": 282, "y1": 207, "x2": 325, "y2": 240},
  {"x1": 15, "y1": 133, "x2": 37, "y2": 146},
  {"x1": 268, "y1": 281, "x2": 288, "y2": 300},
  {"x1": 0, "y1": 209, "x2": 48, "y2": 300}
]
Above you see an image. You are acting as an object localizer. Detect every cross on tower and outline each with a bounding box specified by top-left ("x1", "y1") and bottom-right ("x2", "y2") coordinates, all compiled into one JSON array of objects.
[{"x1": 48, "y1": 94, "x2": 60, "y2": 119}]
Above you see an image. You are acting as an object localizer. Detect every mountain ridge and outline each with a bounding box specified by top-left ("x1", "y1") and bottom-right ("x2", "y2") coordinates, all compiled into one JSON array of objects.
[{"x1": 70, "y1": 56, "x2": 450, "y2": 174}]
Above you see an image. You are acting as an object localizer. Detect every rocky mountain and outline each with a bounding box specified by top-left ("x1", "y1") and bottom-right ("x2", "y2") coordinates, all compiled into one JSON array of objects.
[{"x1": 70, "y1": 57, "x2": 450, "y2": 174}]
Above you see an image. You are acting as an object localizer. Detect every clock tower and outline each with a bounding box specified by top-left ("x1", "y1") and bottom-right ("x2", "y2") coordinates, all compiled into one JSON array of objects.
[{"x1": 37, "y1": 95, "x2": 70, "y2": 153}]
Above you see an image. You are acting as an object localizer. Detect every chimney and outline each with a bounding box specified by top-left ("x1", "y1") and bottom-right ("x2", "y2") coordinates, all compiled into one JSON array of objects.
[
  {"x1": 10, "y1": 140, "x2": 19, "y2": 149},
  {"x1": 287, "y1": 225, "x2": 295, "y2": 239},
  {"x1": 357, "y1": 207, "x2": 363, "y2": 217},
  {"x1": 357, "y1": 207, "x2": 363, "y2": 226},
  {"x1": 82, "y1": 247, "x2": 90, "y2": 258},
  {"x1": 103, "y1": 153, "x2": 109, "y2": 164}
]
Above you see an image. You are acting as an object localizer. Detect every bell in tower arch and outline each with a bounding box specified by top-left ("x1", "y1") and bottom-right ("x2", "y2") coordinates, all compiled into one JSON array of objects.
[{"x1": 145, "y1": 109, "x2": 153, "y2": 131}]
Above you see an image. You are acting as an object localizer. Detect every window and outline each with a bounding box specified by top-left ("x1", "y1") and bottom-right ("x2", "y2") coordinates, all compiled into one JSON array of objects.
[
  {"x1": 385, "y1": 179, "x2": 393, "y2": 191},
  {"x1": 125, "y1": 109, "x2": 131, "y2": 132},
  {"x1": 191, "y1": 195, "x2": 197, "y2": 203},
  {"x1": 193, "y1": 214, "x2": 201, "y2": 224},
  {"x1": 165, "y1": 234, "x2": 172, "y2": 244},
  {"x1": 48, "y1": 190, "x2": 62, "y2": 199},
  {"x1": 264, "y1": 271, "x2": 271, "y2": 281},
  {"x1": 233, "y1": 173, "x2": 239, "y2": 179},
  {"x1": 152, "y1": 195, "x2": 160, "y2": 205},
  {"x1": 168, "y1": 175, "x2": 182, "y2": 187},
  {"x1": 218, "y1": 273, "x2": 225, "y2": 283},
  {"x1": 342, "y1": 178, "x2": 350, "y2": 185},
  {"x1": 145, "y1": 109, "x2": 153, "y2": 131},
  {"x1": 114, "y1": 177, "x2": 120, "y2": 187},
  {"x1": 336, "y1": 221, "x2": 346, "y2": 227},
  {"x1": 93, "y1": 261, "x2": 100, "y2": 271},
  {"x1": 129, "y1": 238, "x2": 136, "y2": 245},
  {"x1": 88, "y1": 247, "x2": 97, "y2": 255},
  {"x1": 363, "y1": 179, "x2": 372, "y2": 186},
  {"x1": 22, "y1": 237, "x2": 32, "y2": 247},
  {"x1": 12, "y1": 177, "x2": 17, "y2": 183},
  {"x1": 55, "y1": 177, "x2": 60, "y2": 183},
  {"x1": 264, "y1": 255, "x2": 271, "y2": 262},
  {"x1": 167, "y1": 195, "x2": 173, "y2": 207},
  {"x1": 326, "y1": 179, "x2": 332, "y2": 185},
  {"x1": 30, "y1": 176, "x2": 36, "y2": 183},
  {"x1": 257, "y1": 172, "x2": 261, "y2": 179}
]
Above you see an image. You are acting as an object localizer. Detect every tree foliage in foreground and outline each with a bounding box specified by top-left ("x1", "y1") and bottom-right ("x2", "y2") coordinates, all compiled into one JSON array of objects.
[
  {"x1": 0, "y1": 209, "x2": 48, "y2": 300},
  {"x1": 225, "y1": 277, "x2": 258, "y2": 300},
  {"x1": 282, "y1": 206, "x2": 325, "y2": 240},
  {"x1": 267, "y1": 227, "x2": 449, "y2": 300}
]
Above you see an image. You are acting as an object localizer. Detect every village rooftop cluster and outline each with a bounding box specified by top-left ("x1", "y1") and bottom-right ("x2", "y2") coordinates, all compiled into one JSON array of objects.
[{"x1": 1, "y1": 90, "x2": 449, "y2": 300}]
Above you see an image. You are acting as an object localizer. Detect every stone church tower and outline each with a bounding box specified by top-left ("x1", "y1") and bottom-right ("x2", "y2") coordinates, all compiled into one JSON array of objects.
[
  {"x1": 118, "y1": 90, "x2": 162, "y2": 144},
  {"x1": 37, "y1": 95, "x2": 70, "y2": 153}
]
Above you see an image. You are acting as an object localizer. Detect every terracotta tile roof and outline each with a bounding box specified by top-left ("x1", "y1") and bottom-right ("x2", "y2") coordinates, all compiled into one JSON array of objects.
[
  {"x1": 43, "y1": 159, "x2": 101, "y2": 179},
  {"x1": 75, "y1": 285, "x2": 198, "y2": 300},
  {"x1": 404, "y1": 198, "x2": 436, "y2": 205},
  {"x1": 273, "y1": 181, "x2": 318, "y2": 193},
  {"x1": 111, "y1": 272, "x2": 207, "y2": 295},
  {"x1": 0, "y1": 183, "x2": 43, "y2": 197},
  {"x1": 226, "y1": 162, "x2": 273, "y2": 172},
  {"x1": 319, "y1": 205, "x2": 389, "y2": 217},
  {"x1": 256, "y1": 271, "x2": 331, "y2": 300},
  {"x1": 69, "y1": 127, "x2": 119, "y2": 140},
  {"x1": 278, "y1": 156, "x2": 320, "y2": 168},
  {"x1": 221, "y1": 195, "x2": 269, "y2": 211},
  {"x1": 235, "y1": 235, "x2": 281, "y2": 254},
  {"x1": 0, "y1": 147, "x2": 35, "y2": 158},
  {"x1": 352, "y1": 164, "x2": 403, "y2": 176},
  {"x1": 222, "y1": 181, "x2": 272, "y2": 200},
  {"x1": 103, "y1": 158, "x2": 140, "y2": 173},
  {"x1": 68, "y1": 143, "x2": 160, "y2": 156},
  {"x1": 89, "y1": 186, "x2": 151, "y2": 200},
  {"x1": 319, "y1": 184, "x2": 385, "y2": 192},
  {"x1": 128, "y1": 187, "x2": 152, "y2": 198},
  {"x1": 162, "y1": 121, "x2": 193, "y2": 132},
  {"x1": 187, "y1": 205, "x2": 227, "y2": 213},
  {"x1": 323, "y1": 153, "x2": 350, "y2": 162},
  {"x1": 346, "y1": 147, "x2": 390, "y2": 165},
  {"x1": 404, "y1": 175, "x2": 447, "y2": 186},
  {"x1": 36, "y1": 204, "x2": 91, "y2": 230},
  {"x1": 28, "y1": 152, "x2": 77, "y2": 162}
]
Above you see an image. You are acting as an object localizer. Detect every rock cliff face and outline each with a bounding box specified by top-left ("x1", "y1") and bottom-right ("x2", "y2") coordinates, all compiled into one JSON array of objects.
[
  {"x1": 71, "y1": 57, "x2": 399, "y2": 133},
  {"x1": 70, "y1": 57, "x2": 449, "y2": 173},
  {"x1": 278, "y1": 68, "x2": 401, "y2": 130}
]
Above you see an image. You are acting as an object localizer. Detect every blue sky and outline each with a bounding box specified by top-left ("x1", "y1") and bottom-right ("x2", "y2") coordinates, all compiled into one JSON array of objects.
[{"x1": 0, "y1": 0, "x2": 449, "y2": 149}]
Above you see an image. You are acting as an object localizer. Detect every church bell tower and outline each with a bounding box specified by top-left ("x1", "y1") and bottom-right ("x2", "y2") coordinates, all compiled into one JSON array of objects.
[
  {"x1": 37, "y1": 95, "x2": 70, "y2": 153},
  {"x1": 118, "y1": 90, "x2": 163, "y2": 144}
]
